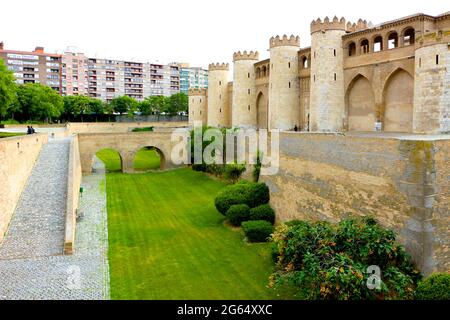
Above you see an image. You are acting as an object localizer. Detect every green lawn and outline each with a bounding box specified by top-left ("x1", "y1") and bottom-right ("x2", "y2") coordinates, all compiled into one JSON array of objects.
[
  {"x1": 96, "y1": 148, "x2": 161, "y2": 172},
  {"x1": 133, "y1": 148, "x2": 161, "y2": 171},
  {"x1": 0, "y1": 132, "x2": 26, "y2": 138},
  {"x1": 105, "y1": 168, "x2": 284, "y2": 300}
]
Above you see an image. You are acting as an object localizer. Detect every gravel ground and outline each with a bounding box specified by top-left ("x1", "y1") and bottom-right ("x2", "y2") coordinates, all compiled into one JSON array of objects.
[{"x1": 0, "y1": 141, "x2": 110, "y2": 300}]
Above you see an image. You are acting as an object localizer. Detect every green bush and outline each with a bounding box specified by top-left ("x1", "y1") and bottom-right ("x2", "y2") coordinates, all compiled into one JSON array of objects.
[
  {"x1": 246, "y1": 183, "x2": 270, "y2": 208},
  {"x1": 192, "y1": 163, "x2": 207, "y2": 172},
  {"x1": 224, "y1": 163, "x2": 246, "y2": 183},
  {"x1": 270, "y1": 217, "x2": 421, "y2": 300},
  {"x1": 132, "y1": 126, "x2": 154, "y2": 132},
  {"x1": 242, "y1": 220, "x2": 274, "y2": 242},
  {"x1": 415, "y1": 273, "x2": 450, "y2": 300},
  {"x1": 226, "y1": 204, "x2": 251, "y2": 226},
  {"x1": 214, "y1": 183, "x2": 250, "y2": 215},
  {"x1": 214, "y1": 181, "x2": 270, "y2": 215},
  {"x1": 250, "y1": 204, "x2": 275, "y2": 224}
]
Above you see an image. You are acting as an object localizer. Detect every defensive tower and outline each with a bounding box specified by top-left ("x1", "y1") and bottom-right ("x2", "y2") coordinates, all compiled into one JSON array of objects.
[
  {"x1": 232, "y1": 51, "x2": 259, "y2": 128},
  {"x1": 207, "y1": 63, "x2": 230, "y2": 127},
  {"x1": 188, "y1": 88, "x2": 207, "y2": 126},
  {"x1": 268, "y1": 35, "x2": 301, "y2": 130},
  {"x1": 309, "y1": 16, "x2": 347, "y2": 132}
]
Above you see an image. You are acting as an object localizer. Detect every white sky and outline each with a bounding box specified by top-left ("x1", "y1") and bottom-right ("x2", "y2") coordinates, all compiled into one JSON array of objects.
[{"x1": 0, "y1": 0, "x2": 446, "y2": 69}]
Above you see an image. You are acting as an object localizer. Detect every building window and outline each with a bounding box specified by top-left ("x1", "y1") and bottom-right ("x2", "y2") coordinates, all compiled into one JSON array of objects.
[
  {"x1": 348, "y1": 42, "x2": 356, "y2": 56},
  {"x1": 419, "y1": 58, "x2": 421, "y2": 68},
  {"x1": 219, "y1": 108, "x2": 222, "y2": 113},
  {"x1": 436, "y1": 55, "x2": 439, "y2": 65},
  {"x1": 288, "y1": 82, "x2": 291, "y2": 88},
  {"x1": 314, "y1": 75, "x2": 316, "y2": 82},
  {"x1": 334, "y1": 49, "x2": 336, "y2": 57},
  {"x1": 219, "y1": 81, "x2": 222, "y2": 85},
  {"x1": 360, "y1": 39, "x2": 369, "y2": 54},
  {"x1": 373, "y1": 36, "x2": 383, "y2": 52},
  {"x1": 248, "y1": 89, "x2": 250, "y2": 94},
  {"x1": 248, "y1": 72, "x2": 250, "y2": 78},
  {"x1": 288, "y1": 62, "x2": 291, "y2": 68},
  {"x1": 403, "y1": 28, "x2": 415, "y2": 46},
  {"x1": 334, "y1": 73, "x2": 337, "y2": 81},
  {"x1": 388, "y1": 32, "x2": 398, "y2": 49},
  {"x1": 248, "y1": 105, "x2": 250, "y2": 111}
]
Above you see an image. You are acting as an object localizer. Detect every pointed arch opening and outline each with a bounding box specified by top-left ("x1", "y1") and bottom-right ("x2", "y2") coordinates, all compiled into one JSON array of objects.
[
  {"x1": 382, "y1": 68, "x2": 413, "y2": 132},
  {"x1": 346, "y1": 74, "x2": 376, "y2": 131},
  {"x1": 256, "y1": 92, "x2": 268, "y2": 130}
]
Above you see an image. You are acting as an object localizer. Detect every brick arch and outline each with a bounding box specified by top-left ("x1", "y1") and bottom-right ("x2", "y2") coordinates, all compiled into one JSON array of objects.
[
  {"x1": 131, "y1": 145, "x2": 167, "y2": 170},
  {"x1": 381, "y1": 68, "x2": 414, "y2": 132},
  {"x1": 345, "y1": 74, "x2": 377, "y2": 131},
  {"x1": 78, "y1": 132, "x2": 183, "y2": 174},
  {"x1": 92, "y1": 147, "x2": 124, "y2": 172}
]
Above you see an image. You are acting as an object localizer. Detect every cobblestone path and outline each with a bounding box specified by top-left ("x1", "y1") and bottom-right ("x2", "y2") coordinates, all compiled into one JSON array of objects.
[{"x1": 0, "y1": 140, "x2": 110, "y2": 300}]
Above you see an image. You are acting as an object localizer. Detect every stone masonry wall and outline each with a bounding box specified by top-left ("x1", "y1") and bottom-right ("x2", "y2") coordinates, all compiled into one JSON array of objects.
[
  {"x1": 0, "y1": 133, "x2": 48, "y2": 242},
  {"x1": 260, "y1": 132, "x2": 449, "y2": 275}
]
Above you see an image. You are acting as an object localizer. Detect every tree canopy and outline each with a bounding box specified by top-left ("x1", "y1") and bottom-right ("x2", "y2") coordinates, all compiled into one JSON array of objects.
[{"x1": 0, "y1": 59, "x2": 17, "y2": 118}]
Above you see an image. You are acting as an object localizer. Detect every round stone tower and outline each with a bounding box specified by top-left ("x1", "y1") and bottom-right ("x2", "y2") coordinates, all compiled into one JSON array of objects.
[
  {"x1": 413, "y1": 33, "x2": 450, "y2": 134},
  {"x1": 232, "y1": 50, "x2": 259, "y2": 128},
  {"x1": 268, "y1": 35, "x2": 301, "y2": 130},
  {"x1": 188, "y1": 88, "x2": 207, "y2": 127},
  {"x1": 309, "y1": 16, "x2": 347, "y2": 132},
  {"x1": 207, "y1": 63, "x2": 230, "y2": 127}
]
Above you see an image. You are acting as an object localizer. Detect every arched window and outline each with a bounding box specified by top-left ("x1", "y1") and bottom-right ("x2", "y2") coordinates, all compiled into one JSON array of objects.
[
  {"x1": 360, "y1": 39, "x2": 369, "y2": 54},
  {"x1": 348, "y1": 42, "x2": 356, "y2": 57},
  {"x1": 256, "y1": 67, "x2": 261, "y2": 78},
  {"x1": 403, "y1": 28, "x2": 415, "y2": 46},
  {"x1": 388, "y1": 32, "x2": 398, "y2": 49},
  {"x1": 302, "y1": 56, "x2": 308, "y2": 68},
  {"x1": 373, "y1": 36, "x2": 383, "y2": 52},
  {"x1": 262, "y1": 66, "x2": 267, "y2": 77},
  {"x1": 288, "y1": 62, "x2": 291, "y2": 68}
]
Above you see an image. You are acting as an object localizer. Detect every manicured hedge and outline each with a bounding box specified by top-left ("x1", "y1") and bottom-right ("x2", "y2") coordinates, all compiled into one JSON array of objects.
[
  {"x1": 249, "y1": 204, "x2": 275, "y2": 224},
  {"x1": 214, "y1": 180, "x2": 270, "y2": 215},
  {"x1": 226, "y1": 204, "x2": 251, "y2": 226},
  {"x1": 242, "y1": 220, "x2": 274, "y2": 243},
  {"x1": 415, "y1": 273, "x2": 450, "y2": 300}
]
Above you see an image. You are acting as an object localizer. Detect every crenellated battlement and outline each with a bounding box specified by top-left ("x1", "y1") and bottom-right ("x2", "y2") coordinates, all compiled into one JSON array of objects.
[
  {"x1": 269, "y1": 35, "x2": 300, "y2": 48},
  {"x1": 188, "y1": 88, "x2": 207, "y2": 96},
  {"x1": 208, "y1": 63, "x2": 229, "y2": 71},
  {"x1": 346, "y1": 19, "x2": 372, "y2": 33},
  {"x1": 233, "y1": 50, "x2": 259, "y2": 61},
  {"x1": 310, "y1": 16, "x2": 347, "y2": 34}
]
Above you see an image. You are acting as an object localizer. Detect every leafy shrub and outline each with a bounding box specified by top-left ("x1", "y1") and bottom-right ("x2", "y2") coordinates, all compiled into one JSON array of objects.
[
  {"x1": 132, "y1": 126, "x2": 154, "y2": 132},
  {"x1": 246, "y1": 183, "x2": 270, "y2": 208},
  {"x1": 250, "y1": 204, "x2": 275, "y2": 224},
  {"x1": 253, "y1": 151, "x2": 262, "y2": 182},
  {"x1": 205, "y1": 164, "x2": 225, "y2": 177},
  {"x1": 415, "y1": 273, "x2": 450, "y2": 300},
  {"x1": 214, "y1": 181, "x2": 270, "y2": 215},
  {"x1": 226, "y1": 204, "x2": 251, "y2": 226},
  {"x1": 242, "y1": 220, "x2": 274, "y2": 242},
  {"x1": 270, "y1": 217, "x2": 421, "y2": 300},
  {"x1": 192, "y1": 163, "x2": 207, "y2": 172},
  {"x1": 224, "y1": 163, "x2": 246, "y2": 183},
  {"x1": 214, "y1": 182, "x2": 250, "y2": 215}
]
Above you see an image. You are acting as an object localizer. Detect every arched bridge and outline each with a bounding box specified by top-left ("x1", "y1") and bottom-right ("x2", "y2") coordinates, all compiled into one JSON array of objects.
[{"x1": 78, "y1": 131, "x2": 186, "y2": 174}]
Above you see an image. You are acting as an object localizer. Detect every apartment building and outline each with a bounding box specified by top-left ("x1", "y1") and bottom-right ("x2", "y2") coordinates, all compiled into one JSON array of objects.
[
  {"x1": 62, "y1": 49, "x2": 88, "y2": 96},
  {"x1": 179, "y1": 63, "x2": 208, "y2": 94},
  {"x1": 0, "y1": 42, "x2": 208, "y2": 101},
  {"x1": 0, "y1": 42, "x2": 62, "y2": 93}
]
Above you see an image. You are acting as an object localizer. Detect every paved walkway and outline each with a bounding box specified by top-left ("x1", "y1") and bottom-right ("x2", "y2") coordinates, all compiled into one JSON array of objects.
[{"x1": 0, "y1": 139, "x2": 110, "y2": 300}]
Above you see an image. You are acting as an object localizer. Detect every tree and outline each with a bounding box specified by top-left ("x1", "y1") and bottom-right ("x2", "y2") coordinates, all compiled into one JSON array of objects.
[
  {"x1": 168, "y1": 92, "x2": 188, "y2": 114},
  {"x1": 16, "y1": 83, "x2": 63, "y2": 122},
  {"x1": 146, "y1": 95, "x2": 168, "y2": 114},
  {"x1": 0, "y1": 59, "x2": 17, "y2": 119},
  {"x1": 63, "y1": 95, "x2": 91, "y2": 121},
  {"x1": 138, "y1": 99, "x2": 153, "y2": 116},
  {"x1": 110, "y1": 95, "x2": 136, "y2": 115},
  {"x1": 88, "y1": 98, "x2": 105, "y2": 121}
]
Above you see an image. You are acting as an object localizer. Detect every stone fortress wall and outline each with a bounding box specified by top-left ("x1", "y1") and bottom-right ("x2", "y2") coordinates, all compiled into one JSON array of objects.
[
  {"x1": 190, "y1": 12, "x2": 450, "y2": 134},
  {"x1": 0, "y1": 133, "x2": 49, "y2": 242}
]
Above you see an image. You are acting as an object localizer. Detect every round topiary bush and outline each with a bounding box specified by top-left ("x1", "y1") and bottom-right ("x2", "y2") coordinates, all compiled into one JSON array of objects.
[
  {"x1": 214, "y1": 181, "x2": 251, "y2": 215},
  {"x1": 249, "y1": 204, "x2": 275, "y2": 224},
  {"x1": 226, "y1": 204, "x2": 251, "y2": 226},
  {"x1": 247, "y1": 183, "x2": 270, "y2": 208},
  {"x1": 242, "y1": 220, "x2": 274, "y2": 242},
  {"x1": 415, "y1": 273, "x2": 450, "y2": 300}
]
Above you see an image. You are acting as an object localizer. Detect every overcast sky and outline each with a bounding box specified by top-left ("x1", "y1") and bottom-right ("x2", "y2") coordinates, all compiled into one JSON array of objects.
[{"x1": 0, "y1": 0, "x2": 446, "y2": 69}]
